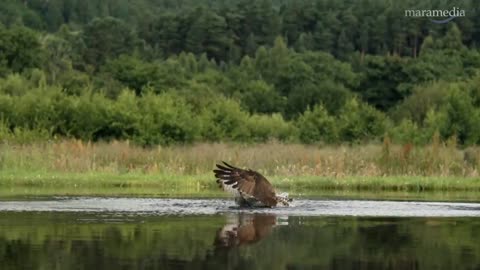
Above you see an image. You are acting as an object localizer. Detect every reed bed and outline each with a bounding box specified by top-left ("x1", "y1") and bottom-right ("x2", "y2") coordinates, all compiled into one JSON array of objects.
[{"x1": 0, "y1": 138, "x2": 479, "y2": 178}]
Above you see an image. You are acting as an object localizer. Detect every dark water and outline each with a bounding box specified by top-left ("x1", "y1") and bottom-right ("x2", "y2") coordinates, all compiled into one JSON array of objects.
[{"x1": 0, "y1": 198, "x2": 479, "y2": 270}]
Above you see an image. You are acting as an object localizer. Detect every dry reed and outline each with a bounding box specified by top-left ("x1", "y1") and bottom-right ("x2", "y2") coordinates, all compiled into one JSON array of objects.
[{"x1": 0, "y1": 138, "x2": 479, "y2": 178}]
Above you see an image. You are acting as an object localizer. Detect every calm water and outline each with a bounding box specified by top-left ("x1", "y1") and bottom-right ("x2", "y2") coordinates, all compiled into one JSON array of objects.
[{"x1": 0, "y1": 198, "x2": 479, "y2": 270}]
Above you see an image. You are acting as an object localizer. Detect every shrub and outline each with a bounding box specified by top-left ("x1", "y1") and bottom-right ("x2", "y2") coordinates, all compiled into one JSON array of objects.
[
  {"x1": 247, "y1": 113, "x2": 297, "y2": 142},
  {"x1": 240, "y1": 80, "x2": 285, "y2": 114},
  {"x1": 136, "y1": 92, "x2": 199, "y2": 145},
  {"x1": 295, "y1": 104, "x2": 337, "y2": 144},
  {"x1": 68, "y1": 90, "x2": 113, "y2": 140},
  {"x1": 199, "y1": 98, "x2": 250, "y2": 141},
  {"x1": 337, "y1": 98, "x2": 387, "y2": 142},
  {"x1": 440, "y1": 87, "x2": 480, "y2": 144},
  {"x1": 390, "y1": 119, "x2": 422, "y2": 144}
]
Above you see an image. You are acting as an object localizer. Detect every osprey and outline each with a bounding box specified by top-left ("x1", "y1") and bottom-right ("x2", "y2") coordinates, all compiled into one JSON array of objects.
[{"x1": 213, "y1": 161, "x2": 291, "y2": 207}]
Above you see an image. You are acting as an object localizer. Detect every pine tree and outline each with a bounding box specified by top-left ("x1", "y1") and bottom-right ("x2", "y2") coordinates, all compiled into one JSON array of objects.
[
  {"x1": 82, "y1": 17, "x2": 138, "y2": 68},
  {"x1": 336, "y1": 30, "x2": 354, "y2": 59},
  {"x1": 44, "y1": 0, "x2": 64, "y2": 31},
  {"x1": 358, "y1": 21, "x2": 369, "y2": 61},
  {"x1": 313, "y1": 22, "x2": 334, "y2": 53},
  {"x1": 295, "y1": 32, "x2": 314, "y2": 52},
  {"x1": 245, "y1": 33, "x2": 258, "y2": 56},
  {"x1": 442, "y1": 23, "x2": 464, "y2": 51}
]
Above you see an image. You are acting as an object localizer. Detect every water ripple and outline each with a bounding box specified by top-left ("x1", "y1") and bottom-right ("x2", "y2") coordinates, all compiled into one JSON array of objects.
[{"x1": 0, "y1": 198, "x2": 479, "y2": 217}]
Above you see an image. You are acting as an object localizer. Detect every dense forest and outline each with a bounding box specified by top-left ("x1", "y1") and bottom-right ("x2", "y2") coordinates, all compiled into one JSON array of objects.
[{"x1": 1, "y1": 0, "x2": 480, "y2": 145}]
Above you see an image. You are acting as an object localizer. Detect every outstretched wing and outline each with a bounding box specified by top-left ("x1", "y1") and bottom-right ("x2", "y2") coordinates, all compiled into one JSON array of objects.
[{"x1": 213, "y1": 161, "x2": 277, "y2": 207}]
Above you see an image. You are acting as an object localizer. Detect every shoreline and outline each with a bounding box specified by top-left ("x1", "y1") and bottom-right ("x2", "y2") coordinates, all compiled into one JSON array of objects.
[{"x1": 1, "y1": 172, "x2": 479, "y2": 201}]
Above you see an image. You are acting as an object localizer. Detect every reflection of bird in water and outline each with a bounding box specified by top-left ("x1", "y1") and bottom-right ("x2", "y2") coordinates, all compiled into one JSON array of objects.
[
  {"x1": 214, "y1": 214, "x2": 279, "y2": 249},
  {"x1": 213, "y1": 161, "x2": 291, "y2": 207}
]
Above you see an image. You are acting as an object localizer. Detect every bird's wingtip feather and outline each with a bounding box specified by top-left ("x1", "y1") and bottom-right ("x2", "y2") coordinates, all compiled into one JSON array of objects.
[{"x1": 222, "y1": 161, "x2": 236, "y2": 169}]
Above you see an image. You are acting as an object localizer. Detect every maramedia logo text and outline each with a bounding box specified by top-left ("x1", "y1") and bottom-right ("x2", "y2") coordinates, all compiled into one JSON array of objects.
[{"x1": 405, "y1": 7, "x2": 465, "y2": 24}]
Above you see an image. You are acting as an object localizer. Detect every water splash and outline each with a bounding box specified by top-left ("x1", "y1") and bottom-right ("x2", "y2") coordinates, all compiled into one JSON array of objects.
[{"x1": 0, "y1": 198, "x2": 479, "y2": 217}]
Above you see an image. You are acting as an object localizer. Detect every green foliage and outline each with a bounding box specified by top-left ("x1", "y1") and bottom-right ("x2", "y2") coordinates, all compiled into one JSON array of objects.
[
  {"x1": 185, "y1": 9, "x2": 231, "y2": 61},
  {"x1": 337, "y1": 98, "x2": 387, "y2": 142},
  {"x1": 355, "y1": 55, "x2": 409, "y2": 110},
  {"x1": 41, "y1": 34, "x2": 74, "y2": 83},
  {"x1": 68, "y1": 91, "x2": 113, "y2": 140},
  {"x1": 440, "y1": 88, "x2": 480, "y2": 145},
  {"x1": 240, "y1": 80, "x2": 285, "y2": 114},
  {"x1": 295, "y1": 105, "x2": 337, "y2": 144},
  {"x1": 286, "y1": 80, "x2": 350, "y2": 117},
  {"x1": 0, "y1": 73, "x2": 32, "y2": 96},
  {"x1": 440, "y1": 23, "x2": 465, "y2": 52},
  {"x1": 102, "y1": 55, "x2": 161, "y2": 94},
  {"x1": 13, "y1": 87, "x2": 62, "y2": 132},
  {"x1": 0, "y1": 94, "x2": 14, "y2": 126},
  {"x1": 391, "y1": 82, "x2": 449, "y2": 124},
  {"x1": 136, "y1": 92, "x2": 199, "y2": 145},
  {"x1": 247, "y1": 113, "x2": 297, "y2": 142},
  {"x1": 82, "y1": 17, "x2": 138, "y2": 68},
  {"x1": 0, "y1": 1, "x2": 44, "y2": 29},
  {"x1": 199, "y1": 98, "x2": 250, "y2": 142},
  {"x1": 1, "y1": 0, "x2": 480, "y2": 146},
  {"x1": 422, "y1": 109, "x2": 448, "y2": 143},
  {"x1": 0, "y1": 26, "x2": 43, "y2": 75},
  {"x1": 390, "y1": 119, "x2": 422, "y2": 145}
]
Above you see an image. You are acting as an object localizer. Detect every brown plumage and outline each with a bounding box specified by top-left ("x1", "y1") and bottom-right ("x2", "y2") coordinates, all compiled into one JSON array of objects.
[
  {"x1": 213, "y1": 161, "x2": 289, "y2": 207},
  {"x1": 214, "y1": 214, "x2": 276, "y2": 248}
]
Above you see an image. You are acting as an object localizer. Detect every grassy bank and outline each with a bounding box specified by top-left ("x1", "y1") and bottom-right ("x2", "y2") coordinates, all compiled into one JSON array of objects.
[
  {"x1": 0, "y1": 140, "x2": 480, "y2": 197},
  {"x1": 1, "y1": 172, "x2": 480, "y2": 201},
  {"x1": 2, "y1": 171, "x2": 480, "y2": 191}
]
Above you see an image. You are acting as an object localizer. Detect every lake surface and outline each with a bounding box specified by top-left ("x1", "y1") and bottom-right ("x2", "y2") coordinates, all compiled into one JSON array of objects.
[{"x1": 0, "y1": 198, "x2": 479, "y2": 270}]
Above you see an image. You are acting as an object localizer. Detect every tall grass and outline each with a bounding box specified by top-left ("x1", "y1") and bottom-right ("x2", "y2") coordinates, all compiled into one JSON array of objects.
[{"x1": 0, "y1": 138, "x2": 479, "y2": 177}]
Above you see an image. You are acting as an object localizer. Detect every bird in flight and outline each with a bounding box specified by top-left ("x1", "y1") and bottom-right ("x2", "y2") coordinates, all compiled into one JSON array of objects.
[{"x1": 213, "y1": 161, "x2": 291, "y2": 207}]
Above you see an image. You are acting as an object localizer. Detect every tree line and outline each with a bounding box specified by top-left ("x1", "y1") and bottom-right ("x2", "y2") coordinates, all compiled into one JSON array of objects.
[{"x1": 1, "y1": 0, "x2": 480, "y2": 145}]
